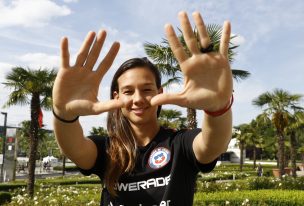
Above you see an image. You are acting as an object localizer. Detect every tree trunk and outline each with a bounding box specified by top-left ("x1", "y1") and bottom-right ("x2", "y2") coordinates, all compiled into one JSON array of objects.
[
  {"x1": 27, "y1": 93, "x2": 40, "y2": 198},
  {"x1": 62, "y1": 156, "x2": 66, "y2": 176},
  {"x1": 187, "y1": 108, "x2": 197, "y2": 129},
  {"x1": 278, "y1": 133, "x2": 285, "y2": 178},
  {"x1": 290, "y1": 131, "x2": 297, "y2": 178},
  {"x1": 253, "y1": 147, "x2": 257, "y2": 169},
  {"x1": 240, "y1": 142, "x2": 244, "y2": 172}
]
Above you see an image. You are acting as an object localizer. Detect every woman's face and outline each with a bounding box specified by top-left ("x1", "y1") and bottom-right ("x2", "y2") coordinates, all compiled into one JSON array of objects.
[{"x1": 114, "y1": 67, "x2": 162, "y2": 126}]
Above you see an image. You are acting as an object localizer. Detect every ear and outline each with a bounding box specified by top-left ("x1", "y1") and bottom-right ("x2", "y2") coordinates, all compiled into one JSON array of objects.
[{"x1": 113, "y1": 91, "x2": 119, "y2": 99}]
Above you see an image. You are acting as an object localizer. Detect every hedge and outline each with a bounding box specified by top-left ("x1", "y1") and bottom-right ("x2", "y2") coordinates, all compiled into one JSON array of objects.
[
  {"x1": 194, "y1": 190, "x2": 304, "y2": 206},
  {"x1": 0, "y1": 183, "x2": 26, "y2": 192},
  {"x1": 196, "y1": 176, "x2": 304, "y2": 193},
  {"x1": 0, "y1": 192, "x2": 11, "y2": 205}
]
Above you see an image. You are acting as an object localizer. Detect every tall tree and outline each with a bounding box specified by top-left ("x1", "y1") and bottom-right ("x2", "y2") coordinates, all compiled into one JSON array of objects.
[
  {"x1": 144, "y1": 24, "x2": 250, "y2": 129},
  {"x1": 89, "y1": 126, "x2": 108, "y2": 136},
  {"x1": 233, "y1": 123, "x2": 252, "y2": 171},
  {"x1": 17, "y1": 120, "x2": 57, "y2": 159},
  {"x1": 285, "y1": 111, "x2": 304, "y2": 177},
  {"x1": 159, "y1": 109, "x2": 187, "y2": 130},
  {"x1": 253, "y1": 89, "x2": 302, "y2": 177},
  {"x1": 3, "y1": 67, "x2": 56, "y2": 197}
]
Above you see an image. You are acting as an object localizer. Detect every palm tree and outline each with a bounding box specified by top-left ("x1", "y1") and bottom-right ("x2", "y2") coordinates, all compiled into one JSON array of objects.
[
  {"x1": 144, "y1": 24, "x2": 250, "y2": 129},
  {"x1": 233, "y1": 123, "x2": 252, "y2": 171},
  {"x1": 3, "y1": 67, "x2": 56, "y2": 197},
  {"x1": 285, "y1": 111, "x2": 304, "y2": 177},
  {"x1": 253, "y1": 89, "x2": 302, "y2": 177},
  {"x1": 159, "y1": 109, "x2": 187, "y2": 130},
  {"x1": 89, "y1": 126, "x2": 108, "y2": 136}
]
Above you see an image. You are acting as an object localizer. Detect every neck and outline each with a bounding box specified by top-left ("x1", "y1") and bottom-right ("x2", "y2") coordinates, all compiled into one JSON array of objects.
[{"x1": 130, "y1": 122, "x2": 160, "y2": 147}]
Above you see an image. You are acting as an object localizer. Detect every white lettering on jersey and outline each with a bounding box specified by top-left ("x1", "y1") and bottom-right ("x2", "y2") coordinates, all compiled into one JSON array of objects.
[
  {"x1": 115, "y1": 174, "x2": 171, "y2": 192},
  {"x1": 117, "y1": 200, "x2": 171, "y2": 206}
]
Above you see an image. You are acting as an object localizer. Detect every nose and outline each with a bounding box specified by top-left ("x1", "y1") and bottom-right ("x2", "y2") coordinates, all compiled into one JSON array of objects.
[{"x1": 133, "y1": 90, "x2": 145, "y2": 105}]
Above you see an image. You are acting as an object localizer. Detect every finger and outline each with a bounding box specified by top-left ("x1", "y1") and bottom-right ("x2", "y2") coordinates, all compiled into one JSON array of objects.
[
  {"x1": 220, "y1": 21, "x2": 231, "y2": 57},
  {"x1": 92, "y1": 99, "x2": 123, "y2": 114},
  {"x1": 165, "y1": 24, "x2": 188, "y2": 64},
  {"x1": 74, "y1": 31, "x2": 96, "y2": 67},
  {"x1": 192, "y1": 11, "x2": 211, "y2": 49},
  {"x1": 84, "y1": 30, "x2": 107, "y2": 70},
  {"x1": 150, "y1": 93, "x2": 183, "y2": 107},
  {"x1": 60, "y1": 37, "x2": 70, "y2": 68},
  {"x1": 96, "y1": 41, "x2": 120, "y2": 78},
  {"x1": 178, "y1": 11, "x2": 200, "y2": 54}
]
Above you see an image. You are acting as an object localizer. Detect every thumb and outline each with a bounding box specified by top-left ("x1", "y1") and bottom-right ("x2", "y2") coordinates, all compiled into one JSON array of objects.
[
  {"x1": 92, "y1": 99, "x2": 124, "y2": 114},
  {"x1": 150, "y1": 93, "x2": 183, "y2": 106}
]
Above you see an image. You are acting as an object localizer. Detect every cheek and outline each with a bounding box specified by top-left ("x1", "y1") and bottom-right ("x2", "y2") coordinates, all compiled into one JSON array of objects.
[{"x1": 119, "y1": 95, "x2": 132, "y2": 107}]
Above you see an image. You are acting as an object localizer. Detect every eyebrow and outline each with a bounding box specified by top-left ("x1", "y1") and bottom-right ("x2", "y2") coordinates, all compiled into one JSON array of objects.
[{"x1": 120, "y1": 83, "x2": 155, "y2": 90}]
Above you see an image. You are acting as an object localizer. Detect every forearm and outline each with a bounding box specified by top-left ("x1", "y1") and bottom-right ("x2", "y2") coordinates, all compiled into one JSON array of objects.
[
  {"x1": 53, "y1": 115, "x2": 96, "y2": 169},
  {"x1": 202, "y1": 109, "x2": 232, "y2": 156}
]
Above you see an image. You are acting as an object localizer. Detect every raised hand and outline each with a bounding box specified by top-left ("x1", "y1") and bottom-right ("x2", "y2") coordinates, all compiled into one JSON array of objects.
[
  {"x1": 151, "y1": 12, "x2": 233, "y2": 112},
  {"x1": 52, "y1": 30, "x2": 123, "y2": 119}
]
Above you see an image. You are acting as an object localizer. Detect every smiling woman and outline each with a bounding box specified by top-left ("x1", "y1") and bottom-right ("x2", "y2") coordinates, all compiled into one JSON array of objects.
[{"x1": 52, "y1": 11, "x2": 233, "y2": 205}]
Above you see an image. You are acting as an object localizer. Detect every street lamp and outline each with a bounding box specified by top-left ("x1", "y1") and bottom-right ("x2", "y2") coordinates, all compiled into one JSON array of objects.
[{"x1": 1, "y1": 112, "x2": 7, "y2": 182}]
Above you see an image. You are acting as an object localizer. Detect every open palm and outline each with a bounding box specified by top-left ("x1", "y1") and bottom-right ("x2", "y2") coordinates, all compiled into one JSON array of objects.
[
  {"x1": 52, "y1": 31, "x2": 123, "y2": 119},
  {"x1": 151, "y1": 12, "x2": 233, "y2": 112}
]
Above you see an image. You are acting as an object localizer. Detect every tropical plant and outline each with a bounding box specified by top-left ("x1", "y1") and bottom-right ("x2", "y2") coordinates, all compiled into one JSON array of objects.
[
  {"x1": 233, "y1": 124, "x2": 251, "y2": 171},
  {"x1": 144, "y1": 24, "x2": 250, "y2": 129},
  {"x1": 285, "y1": 111, "x2": 304, "y2": 177},
  {"x1": 89, "y1": 126, "x2": 108, "y2": 136},
  {"x1": 17, "y1": 120, "x2": 57, "y2": 159},
  {"x1": 3, "y1": 67, "x2": 56, "y2": 197},
  {"x1": 253, "y1": 88, "x2": 303, "y2": 177},
  {"x1": 252, "y1": 114, "x2": 276, "y2": 162},
  {"x1": 159, "y1": 109, "x2": 187, "y2": 130}
]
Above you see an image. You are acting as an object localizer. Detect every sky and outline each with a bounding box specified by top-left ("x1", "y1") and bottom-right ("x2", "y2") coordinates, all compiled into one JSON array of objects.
[{"x1": 0, "y1": 0, "x2": 303, "y2": 135}]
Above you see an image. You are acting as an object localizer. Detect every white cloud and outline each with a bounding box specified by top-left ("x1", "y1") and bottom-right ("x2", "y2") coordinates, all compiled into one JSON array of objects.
[
  {"x1": 0, "y1": 0, "x2": 71, "y2": 28},
  {"x1": 63, "y1": 0, "x2": 78, "y2": 3},
  {"x1": 0, "y1": 62, "x2": 14, "y2": 80},
  {"x1": 231, "y1": 34, "x2": 245, "y2": 46},
  {"x1": 17, "y1": 53, "x2": 59, "y2": 69}
]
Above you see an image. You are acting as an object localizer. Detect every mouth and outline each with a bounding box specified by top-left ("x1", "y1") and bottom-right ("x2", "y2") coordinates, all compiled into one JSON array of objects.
[{"x1": 131, "y1": 108, "x2": 147, "y2": 115}]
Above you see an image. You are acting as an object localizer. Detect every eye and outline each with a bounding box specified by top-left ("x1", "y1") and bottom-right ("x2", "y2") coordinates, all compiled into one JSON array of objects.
[
  {"x1": 123, "y1": 90, "x2": 133, "y2": 95},
  {"x1": 143, "y1": 88, "x2": 153, "y2": 92}
]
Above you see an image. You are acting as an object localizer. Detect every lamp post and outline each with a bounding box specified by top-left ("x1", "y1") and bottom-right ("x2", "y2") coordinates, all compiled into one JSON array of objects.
[{"x1": 1, "y1": 112, "x2": 7, "y2": 182}]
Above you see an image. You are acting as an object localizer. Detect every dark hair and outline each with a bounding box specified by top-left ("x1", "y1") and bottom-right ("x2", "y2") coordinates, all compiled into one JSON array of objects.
[{"x1": 105, "y1": 57, "x2": 162, "y2": 196}]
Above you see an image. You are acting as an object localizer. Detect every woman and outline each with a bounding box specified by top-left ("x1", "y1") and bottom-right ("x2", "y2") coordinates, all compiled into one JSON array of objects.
[{"x1": 53, "y1": 11, "x2": 233, "y2": 205}]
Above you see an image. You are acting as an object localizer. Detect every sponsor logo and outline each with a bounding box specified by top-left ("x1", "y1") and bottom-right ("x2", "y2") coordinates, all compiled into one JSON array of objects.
[
  {"x1": 148, "y1": 147, "x2": 171, "y2": 169},
  {"x1": 114, "y1": 175, "x2": 171, "y2": 192}
]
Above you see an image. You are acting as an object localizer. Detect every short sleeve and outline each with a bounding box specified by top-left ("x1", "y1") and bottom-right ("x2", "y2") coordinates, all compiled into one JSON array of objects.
[
  {"x1": 177, "y1": 129, "x2": 218, "y2": 173},
  {"x1": 78, "y1": 135, "x2": 108, "y2": 180}
]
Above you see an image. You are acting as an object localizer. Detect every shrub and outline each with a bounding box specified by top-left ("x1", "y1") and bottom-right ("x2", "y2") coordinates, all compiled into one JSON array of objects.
[
  {"x1": 0, "y1": 192, "x2": 12, "y2": 205},
  {"x1": 53, "y1": 165, "x2": 79, "y2": 172},
  {"x1": 0, "y1": 183, "x2": 26, "y2": 192},
  {"x1": 194, "y1": 190, "x2": 304, "y2": 206}
]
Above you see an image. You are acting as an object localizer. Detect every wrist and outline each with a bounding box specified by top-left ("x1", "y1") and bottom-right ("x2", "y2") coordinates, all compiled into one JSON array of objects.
[
  {"x1": 204, "y1": 95, "x2": 234, "y2": 117},
  {"x1": 52, "y1": 106, "x2": 79, "y2": 123}
]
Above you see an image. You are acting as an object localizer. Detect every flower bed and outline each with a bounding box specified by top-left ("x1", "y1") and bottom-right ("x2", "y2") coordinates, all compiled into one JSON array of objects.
[{"x1": 194, "y1": 190, "x2": 304, "y2": 206}]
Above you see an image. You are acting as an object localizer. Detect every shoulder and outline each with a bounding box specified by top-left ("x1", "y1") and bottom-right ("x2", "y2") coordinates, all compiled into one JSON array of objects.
[{"x1": 164, "y1": 128, "x2": 201, "y2": 139}]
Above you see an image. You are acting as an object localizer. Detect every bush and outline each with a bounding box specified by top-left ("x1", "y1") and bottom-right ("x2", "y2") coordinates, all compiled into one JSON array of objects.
[
  {"x1": 0, "y1": 183, "x2": 26, "y2": 192},
  {"x1": 0, "y1": 192, "x2": 11, "y2": 205},
  {"x1": 247, "y1": 177, "x2": 276, "y2": 190},
  {"x1": 53, "y1": 165, "x2": 79, "y2": 172},
  {"x1": 194, "y1": 190, "x2": 304, "y2": 206},
  {"x1": 196, "y1": 176, "x2": 304, "y2": 193},
  {"x1": 198, "y1": 171, "x2": 250, "y2": 182}
]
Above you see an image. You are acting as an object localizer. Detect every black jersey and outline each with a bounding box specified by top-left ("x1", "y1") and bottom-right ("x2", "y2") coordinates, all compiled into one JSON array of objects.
[{"x1": 79, "y1": 127, "x2": 217, "y2": 206}]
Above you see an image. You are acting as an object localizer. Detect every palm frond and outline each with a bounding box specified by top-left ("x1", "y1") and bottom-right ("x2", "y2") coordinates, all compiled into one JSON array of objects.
[{"x1": 231, "y1": 69, "x2": 251, "y2": 82}]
